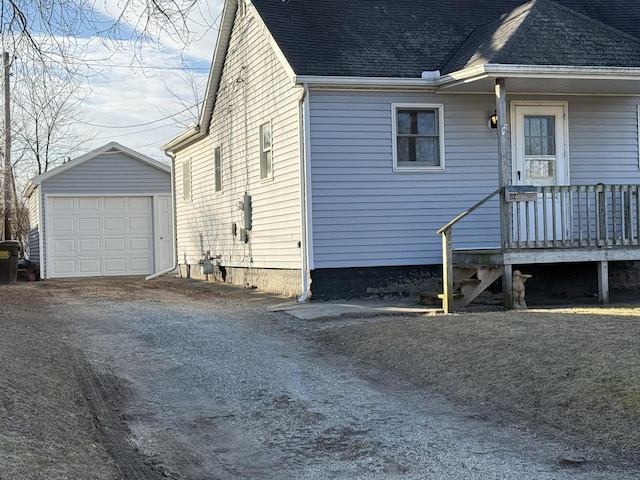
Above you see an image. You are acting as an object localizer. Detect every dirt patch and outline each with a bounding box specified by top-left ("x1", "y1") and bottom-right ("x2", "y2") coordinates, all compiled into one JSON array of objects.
[
  {"x1": 0, "y1": 283, "x2": 120, "y2": 478},
  {"x1": 0, "y1": 279, "x2": 203, "y2": 479},
  {"x1": 315, "y1": 306, "x2": 640, "y2": 464}
]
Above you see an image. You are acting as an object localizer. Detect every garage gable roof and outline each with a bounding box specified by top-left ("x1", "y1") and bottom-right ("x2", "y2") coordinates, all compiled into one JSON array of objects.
[{"x1": 25, "y1": 142, "x2": 170, "y2": 197}]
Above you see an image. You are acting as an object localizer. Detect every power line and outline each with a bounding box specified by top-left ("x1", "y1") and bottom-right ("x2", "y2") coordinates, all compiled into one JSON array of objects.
[
  {"x1": 79, "y1": 103, "x2": 199, "y2": 129},
  {"x1": 81, "y1": 62, "x2": 210, "y2": 71},
  {"x1": 90, "y1": 122, "x2": 184, "y2": 142}
]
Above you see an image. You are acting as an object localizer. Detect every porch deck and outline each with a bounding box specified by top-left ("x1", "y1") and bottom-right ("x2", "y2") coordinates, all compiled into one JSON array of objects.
[{"x1": 438, "y1": 184, "x2": 640, "y2": 312}]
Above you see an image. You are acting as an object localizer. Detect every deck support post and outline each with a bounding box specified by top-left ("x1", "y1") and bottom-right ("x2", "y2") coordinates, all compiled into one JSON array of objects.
[
  {"x1": 441, "y1": 227, "x2": 454, "y2": 314},
  {"x1": 496, "y1": 78, "x2": 511, "y2": 248},
  {"x1": 496, "y1": 78, "x2": 513, "y2": 309},
  {"x1": 597, "y1": 260, "x2": 609, "y2": 304},
  {"x1": 503, "y1": 263, "x2": 513, "y2": 309}
]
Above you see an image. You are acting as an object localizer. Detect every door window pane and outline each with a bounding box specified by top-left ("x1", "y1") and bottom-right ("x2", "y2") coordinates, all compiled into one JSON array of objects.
[{"x1": 524, "y1": 115, "x2": 555, "y2": 156}]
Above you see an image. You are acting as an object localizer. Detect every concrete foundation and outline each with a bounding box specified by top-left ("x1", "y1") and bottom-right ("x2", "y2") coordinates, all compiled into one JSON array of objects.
[{"x1": 179, "y1": 263, "x2": 303, "y2": 298}]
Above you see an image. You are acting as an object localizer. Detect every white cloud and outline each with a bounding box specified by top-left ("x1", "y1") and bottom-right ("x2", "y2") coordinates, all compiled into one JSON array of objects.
[{"x1": 68, "y1": 2, "x2": 222, "y2": 162}]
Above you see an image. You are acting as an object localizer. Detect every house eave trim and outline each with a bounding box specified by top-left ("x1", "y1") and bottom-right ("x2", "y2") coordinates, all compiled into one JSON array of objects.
[
  {"x1": 161, "y1": 126, "x2": 203, "y2": 153},
  {"x1": 438, "y1": 64, "x2": 640, "y2": 89},
  {"x1": 292, "y1": 75, "x2": 439, "y2": 90}
]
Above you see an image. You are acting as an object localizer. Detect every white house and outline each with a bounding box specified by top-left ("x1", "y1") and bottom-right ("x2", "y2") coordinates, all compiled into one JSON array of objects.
[
  {"x1": 162, "y1": 0, "x2": 640, "y2": 308},
  {"x1": 25, "y1": 142, "x2": 174, "y2": 279}
]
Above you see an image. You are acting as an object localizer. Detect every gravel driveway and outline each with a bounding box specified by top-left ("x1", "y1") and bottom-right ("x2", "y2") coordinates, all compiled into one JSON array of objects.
[{"x1": 1, "y1": 277, "x2": 637, "y2": 479}]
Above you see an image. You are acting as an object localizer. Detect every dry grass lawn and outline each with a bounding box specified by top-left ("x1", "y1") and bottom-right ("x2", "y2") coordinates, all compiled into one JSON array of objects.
[{"x1": 316, "y1": 305, "x2": 640, "y2": 462}]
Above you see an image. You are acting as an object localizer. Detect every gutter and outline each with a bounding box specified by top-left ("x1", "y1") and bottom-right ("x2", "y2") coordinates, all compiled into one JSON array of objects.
[
  {"x1": 160, "y1": 125, "x2": 202, "y2": 154},
  {"x1": 297, "y1": 83, "x2": 311, "y2": 302},
  {"x1": 145, "y1": 149, "x2": 179, "y2": 280},
  {"x1": 292, "y1": 74, "x2": 440, "y2": 90},
  {"x1": 436, "y1": 64, "x2": 640, "y2": 90}
]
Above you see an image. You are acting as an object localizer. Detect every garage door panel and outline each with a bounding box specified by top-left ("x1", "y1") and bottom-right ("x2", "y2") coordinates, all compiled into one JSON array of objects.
[
  {"x1": 47, "y1": 196, "x2": 154, "y2": 278},
  {"x1": 130, "y1": 257, "x2": 153, "y2": 272},
  {"x1": 79, "y1": 218, "x2": 100, "y2": 232},
  {"x1": 128, "y1": 197, "x2": 151, "y2": 211},
  {"x1": 51, "y1": 238, "x2": 75, "y2": 254},
  {"x1": 78, "y1": 197, "x2": 100, "y2": 211},
  {"x1": 51, "y1": 218, "x2": 74, "y2": 233},
  {"x1": 50, "y1": 197, "x2": 74, "y2": 212},
  {"x1": 79, "y1": 238, "x2": 100, "y2": 253},
  {"x1": 104, "y1": 197, "x2": 126, "y2": 211},
  {"x1": 128, "y1": 216, "x2": 151, "y2": 231},
  {"x1": 51, "y1": 260, "x2": 77, "y2": 275},
  {"x1": 104, "y1": 258, "x2": 127, "y2": 273},
  {"x1": 104, "y1": 217, "x2": 125, "y2": 231},
  {"x1": 78, "y1": 258, "x2": 101, "y2": 275},
  {"x1": 104, "y1": 238, "x2": 126, "y2": 251},
  {"x1": 128, "y1": 237, "x2": 151, "y2": 251}
]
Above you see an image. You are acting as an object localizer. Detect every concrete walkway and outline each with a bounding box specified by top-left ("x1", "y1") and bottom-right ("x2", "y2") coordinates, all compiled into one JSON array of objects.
[{"x1": 159, "y1": 276, "x2": 442, "y2": 320}]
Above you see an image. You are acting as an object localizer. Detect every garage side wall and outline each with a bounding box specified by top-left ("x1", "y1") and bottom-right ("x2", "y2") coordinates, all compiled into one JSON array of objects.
[{"x1": 27, "y1": 189, "x2": 41, "y2": 264}]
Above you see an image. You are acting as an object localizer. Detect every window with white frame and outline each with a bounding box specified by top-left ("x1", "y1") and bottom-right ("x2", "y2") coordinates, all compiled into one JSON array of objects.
[
  {"x1": 260, "y1": 121, "x2": 273, "y2": 180},
  {"x1": 393, "y1": 104, "x2": 444, "y2": 171},
  {"x1": 214, "y1": 146, "x2": 222, "y2": 193},
  {"x1": 182, "y1": 158, "x2": 192, "y2": 202}
]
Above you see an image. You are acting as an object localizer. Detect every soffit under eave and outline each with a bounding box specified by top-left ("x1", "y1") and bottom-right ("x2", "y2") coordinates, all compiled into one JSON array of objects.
[{"x1": 438, "y1": 75, "x2": 640, "y2": 96}]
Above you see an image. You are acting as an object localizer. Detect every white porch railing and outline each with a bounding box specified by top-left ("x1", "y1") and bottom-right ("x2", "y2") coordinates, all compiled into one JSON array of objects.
[
  {"x1": 437, "y1": 184, "x2": 640, "y2": 312},
  {"x1": 509, "y1": 184, "x2": 640, "y2": 248}
]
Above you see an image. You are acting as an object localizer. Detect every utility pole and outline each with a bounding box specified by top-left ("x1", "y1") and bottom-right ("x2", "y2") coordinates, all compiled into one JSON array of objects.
[{"x1": 3, "y1": 51, "x2": 11, "y2": 240}]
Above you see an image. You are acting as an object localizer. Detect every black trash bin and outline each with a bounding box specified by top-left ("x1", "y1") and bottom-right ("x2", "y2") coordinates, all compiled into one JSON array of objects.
[{"x1": 0, "y1": 240, "x2": 20, "y2": 284}]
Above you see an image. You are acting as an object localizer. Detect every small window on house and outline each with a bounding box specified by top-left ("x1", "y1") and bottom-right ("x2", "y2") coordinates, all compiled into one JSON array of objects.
[
  {"x1": 260, "y1": 122, "x2": 273, "y2": 180},
  {"x1": 238, "y1": 0, "x2": 246, "y2": 16},
  {"x1": 183, "y1": 159, "x2": 192, "y2": 202},
  {"x1": 214, "y1": 146, "x2": 222, "y2": 193},
  {"x1": 393, "y1": 104, "x2": 445, "y2": 171}
]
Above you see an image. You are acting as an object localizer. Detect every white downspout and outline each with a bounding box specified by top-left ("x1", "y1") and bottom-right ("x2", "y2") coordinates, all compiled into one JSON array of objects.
[
  {"x1": 297, "y1": 83, "x2": 311, "y2": 302},
  {"x1": 145, "y1": 150, "x2": 179, "y2": 280}
]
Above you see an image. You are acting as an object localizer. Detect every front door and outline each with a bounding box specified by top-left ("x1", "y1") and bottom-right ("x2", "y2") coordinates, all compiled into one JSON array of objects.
[
  {"x1": 512, "y1": 102, "x2": 569, "y2": 242},
  {"x1": 155, "y1": 195, "x2": 174, "y2": 271}
]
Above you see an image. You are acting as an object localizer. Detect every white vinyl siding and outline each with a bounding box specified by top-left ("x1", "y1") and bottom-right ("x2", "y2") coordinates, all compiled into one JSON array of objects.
[
  {"x1": 183, "y1": 159, "x2": 192, "y2": 202},
  {"x1": 172, "y1": 5, "x2": 302, "y2": 271},
  {"x1": 214, "y1": 146, "x2": 222, "y2": 193},
  {"x1": 27, "y1": 190, "x2": 40, "y2": 263}
]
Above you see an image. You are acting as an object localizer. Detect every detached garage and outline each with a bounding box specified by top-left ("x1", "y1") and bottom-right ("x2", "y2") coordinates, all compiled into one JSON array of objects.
[{"x1": 25, "y1": 142, "x2": 174, "y2": 279}]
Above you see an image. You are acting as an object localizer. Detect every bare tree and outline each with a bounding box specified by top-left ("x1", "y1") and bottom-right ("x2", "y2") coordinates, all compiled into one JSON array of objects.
[
  {"x1": 0, "y1": 0, "x2": 214, "y2": 241},
  {"x1": 157, "y1": 66, "x2": 205, "y2": 128},
  {"x1": 12, "y1": 60, "x2": 93, "y2": 176},
  {"x1": 0, "y1": 0, "x2": 206, "y2": 67},
  {"x1": 4, "y1": 57, "x2": 93, "y2": 248}
]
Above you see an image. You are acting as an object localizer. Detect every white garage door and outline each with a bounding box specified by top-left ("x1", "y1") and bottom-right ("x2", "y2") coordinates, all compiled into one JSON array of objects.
[{"x1": 46, "y1": 196, "x2": 154, "y2": 278}]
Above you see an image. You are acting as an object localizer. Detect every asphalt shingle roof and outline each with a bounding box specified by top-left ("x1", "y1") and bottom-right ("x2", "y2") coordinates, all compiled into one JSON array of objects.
[
  {"x1": 443, "y1": 0, "x2": 640, "y2": 73},
  {"x1": 251, "y1": 0, "x2": 640, "y2": 77}
]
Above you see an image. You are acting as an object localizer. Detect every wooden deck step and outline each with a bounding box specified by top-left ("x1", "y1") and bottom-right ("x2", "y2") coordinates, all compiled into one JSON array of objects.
[{"x1": 419, "y1": 291, "x2": 462, "y2": 306}]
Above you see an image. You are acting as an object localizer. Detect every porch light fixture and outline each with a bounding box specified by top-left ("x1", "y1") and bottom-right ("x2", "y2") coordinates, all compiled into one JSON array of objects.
[{"x1": 488, "y1": 111, "x2": 498, "y2": 129}]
